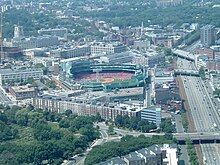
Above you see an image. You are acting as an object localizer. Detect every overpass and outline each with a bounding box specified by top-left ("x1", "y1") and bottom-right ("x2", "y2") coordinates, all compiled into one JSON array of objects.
[
  {"x1": 174, "y1": 69, "x2": 199, "y2": 77},
  {"x1": 173, "y1": 132, "x2": 220, "y2": 144},
  {"x1": 172, "y1": 49, "x2": 195, "y2": 61},
  {"x1": 98, "y1": 123, "x2": 220, "y2": 145}
]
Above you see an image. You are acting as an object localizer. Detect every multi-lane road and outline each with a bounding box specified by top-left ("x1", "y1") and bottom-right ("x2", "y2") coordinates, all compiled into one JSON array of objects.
[
  {"x1": 0, "y1": 87, "x2": 12, "y2": 105},
  {"x1": 177, "y1": 57, "x2": 220, "y2": 164}
]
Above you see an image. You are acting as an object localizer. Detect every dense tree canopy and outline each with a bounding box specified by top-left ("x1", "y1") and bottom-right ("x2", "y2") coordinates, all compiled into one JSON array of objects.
[
  {"x1": 114, "y1": 115, "x2": 157, "y2": 132},
  {"x1": 85, "y1": 134, "x2": 175, "y2": 165},
  {"x1": 0, "y1": 105, "x2": 100, "y2": 165}
]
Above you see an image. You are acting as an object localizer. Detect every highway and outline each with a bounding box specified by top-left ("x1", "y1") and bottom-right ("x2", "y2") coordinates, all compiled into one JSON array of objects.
[{"x1": 177, "y1": 57, "x2": 220, "y2": 164}]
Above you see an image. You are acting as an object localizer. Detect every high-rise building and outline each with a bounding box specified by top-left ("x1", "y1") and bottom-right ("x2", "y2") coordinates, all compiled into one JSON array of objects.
[{"x1": 200, "y1": 25, "x2": 215, "y2": 47}]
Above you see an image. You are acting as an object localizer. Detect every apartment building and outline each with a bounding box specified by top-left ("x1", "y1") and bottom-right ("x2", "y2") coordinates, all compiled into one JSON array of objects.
[{"x1": 32, "y1": 96, "x2": 141, "y2": 121}]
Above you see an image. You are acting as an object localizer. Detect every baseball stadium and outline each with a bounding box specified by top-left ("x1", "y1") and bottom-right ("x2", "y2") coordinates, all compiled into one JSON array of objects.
[{"x1": 69, "y1": 60, "x2": 145, "y2": 91}]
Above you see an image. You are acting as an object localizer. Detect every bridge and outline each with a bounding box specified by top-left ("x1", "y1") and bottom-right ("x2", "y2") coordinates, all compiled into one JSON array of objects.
[
  {"x1": 174, "y1": 69, "x2": 199, "y2": 76},
  {"x1": 172, "y1": 49, "x2": 195, "y2": 61},
  {"x1": 173, "y1": 132, "x2": 220, "y2": 144}
]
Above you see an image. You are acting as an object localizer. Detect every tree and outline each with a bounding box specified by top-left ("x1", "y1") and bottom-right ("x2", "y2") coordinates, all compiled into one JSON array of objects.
[
  {"x1": 33, "y1": 121, "x2": 52, "y2": 141},
  {"x1": 27, "y1": 104, "x2": 34, "y2": 111},
  {"x1": 199, "y1": 66, "x2": 205, "y2": 79},
  {"x1": 160, "y1": 119, "x2": 173, "y2": 133},
  {"x1": 186, "y1": 139, "x2": 199, "y2": 165},
  {"x1": 15, "y1": 109, "x2": 29, "y2": 126},
  {"x1": 114, "y1": 115, "x2": 156, "y2": 132},
  {"x1": 59, "y1": 119, "x2": 70, "y2": 128},
  {"x1": 213, "y1": 88, "x2": 220, "y2": 98},
  {"x1": 164, "y1": 48, "x2": 172, "y2": 56},
  {"x1": 64, "y1": 109, "x2": 72, "y2": 117},
  {"x1": 0, "y1": 121, "x2": 18, "y2": 141},
  {"x1": 0, "y1": 151, "x2": 18, "y2": 165},
  {"x1": 94, "y1": 112, "x2": 102, "y2": 122},
  {"x1": 107, "y1": 124, "x2": 114, "y2": 135},
  {"x1": 35, "y1": 63, "x2": 45, "y2": 68}
]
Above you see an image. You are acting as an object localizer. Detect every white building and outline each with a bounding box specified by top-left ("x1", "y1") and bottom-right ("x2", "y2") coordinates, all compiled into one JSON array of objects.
[
  {"x1": 12, "y1": 35, "x2": 59, "y2": 50},
  {"x1": 51, "y1": 46, "x2": 91, "y2": 59},
  {"x1": 195, "y1": 54, "x2": 208, "y2": 69},
  {"x1": 141, "y1": 106, "x2": 161, "y2": 127},
  {"x1": 134, "y1": 40, "x2": 151, "y2": 50},
  {"x1": 0, "y1": 69, "x2": 43, "y2": 85},
  {"x1": 210, "y1": 73, "x2": 220, "y2": 89},
  {"x1": 91, "y1": 42, "x2": 127, "y2": 55},
  {"x1": 162, "y1": 144, "x2": 178, "y2": 165},
  {"x1": 38, "y1": 28, "x2": 67, "y2": 38}
]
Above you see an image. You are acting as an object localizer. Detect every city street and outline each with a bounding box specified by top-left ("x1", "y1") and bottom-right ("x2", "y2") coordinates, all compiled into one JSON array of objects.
[{"x1": 0, "y1": 87, "x2": 13, "y2": 106}]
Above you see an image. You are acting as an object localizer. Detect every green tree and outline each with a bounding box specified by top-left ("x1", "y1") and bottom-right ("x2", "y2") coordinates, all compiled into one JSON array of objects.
[
  {"x1": 164, "y1": 48, "x2": 172, "y2": 56},
  {"x1": 33, "y1": 121, "x2": 52, "y2": 141},
  {"x1": 15, "y1": 109, "x2": 29, "y2": 126},
  {"x1": 199, "y1": 66, "x2": 205, "y2": 79},
  {"x1": 107, "y1": 124, "x2": 114, "y2": 135},
  {"x1": 64, "y1": 109, "x2": 72, "y2": 117},
  {"x1": 213, "y1": 88, "x2": 220, "y2": 98},
  {"x1": 160, "y1": 119, "x2": 173, "y2": 133}
]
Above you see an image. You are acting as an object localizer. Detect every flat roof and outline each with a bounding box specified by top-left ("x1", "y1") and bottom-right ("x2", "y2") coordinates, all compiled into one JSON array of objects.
[
  {"x1": 87, "y1": 87, "x2": 143, "y2": 98},
  {"x1": 12, "y1": 85, "x2": 35, "y2": 93},
  {"x1": 0, "y1": 69, "x2": 42, "y2": 75},
  {"x1": 60, "y1": 57, "x2": 86, "y2": 63}
]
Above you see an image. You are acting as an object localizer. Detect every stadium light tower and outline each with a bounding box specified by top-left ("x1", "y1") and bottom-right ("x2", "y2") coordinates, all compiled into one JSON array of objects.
[
  {"x1": 143, "y1": 67, "x2": 152, "y2": 107},
  {"x1": 93, "y1": 68, "x2": 102, "y2": 82}
]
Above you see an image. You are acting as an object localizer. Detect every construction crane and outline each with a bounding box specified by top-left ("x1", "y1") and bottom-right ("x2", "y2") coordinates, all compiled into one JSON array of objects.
[{"x1": 0, "y1": 13, "x2": 4, "y2": 64}]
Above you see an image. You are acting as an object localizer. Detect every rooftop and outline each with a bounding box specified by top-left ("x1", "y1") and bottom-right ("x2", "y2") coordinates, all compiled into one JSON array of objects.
[
  {"x1": 11, "y1": 85, "x2": 35, "y2": 93},
  {"x1": 124, "y1": 152, "x2": 145, "y2": 161},
  {"x1": 96, "y1": 157, "x2": 127, "y2": 165},
  {"x1": 0, "y1": 68, "x2": 42, "y2": 75}
]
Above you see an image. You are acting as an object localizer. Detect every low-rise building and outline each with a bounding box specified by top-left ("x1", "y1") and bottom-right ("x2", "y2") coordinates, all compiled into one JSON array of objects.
[
  {"x1": 154, "y1": 72, "x2": 174, "y2": 84},
  {"x1": 207, "y1": 60, "x2": 220, "y2": 71},
  {"x1": 10, "y1": 85, "x2": 36, "y2": 100},
  {"x1": 96, "y1": 144, "x2": 178, "y2": 165},
  {"x1": 96, "y1": 157, "x2": 127, "y2": 165},
  {"x1": 195, "y1": 54, "x2": 208, "y2": 69},
  {"x1": 134, "y1": 40, "x2": 151, "y2": 50},
  {"x1": 91, "y1": 42, "x2": 127, "y2": 55},
  {"x1": 51, "y1": 46, "x2": 91, "y2": 59},
  {"x1": 38, "y1": 28, "x2": 67, "y2": 38},
  {"x1": 0, "y1": 68, "x2": 43, "y2": 86},
  {"x1": 141, "y1": 106, "x2": 162, "y2": 127},
  {"x1": 124, "y1": 152, "x2": 145, "y2": 165},
  {"x1": 210, "y1": 73, "x2": 220, "y2": 89},
  {"x1": 12, "y1": 35, "x2": 59, "y2": 50}
]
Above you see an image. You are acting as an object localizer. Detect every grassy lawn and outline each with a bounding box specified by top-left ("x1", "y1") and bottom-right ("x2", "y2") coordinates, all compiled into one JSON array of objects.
[{"x1": 181, "y1": 112, "x2": 188, "y2": 131}]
